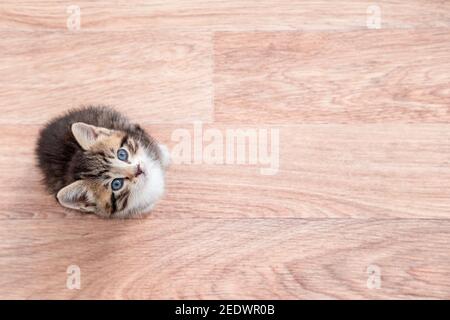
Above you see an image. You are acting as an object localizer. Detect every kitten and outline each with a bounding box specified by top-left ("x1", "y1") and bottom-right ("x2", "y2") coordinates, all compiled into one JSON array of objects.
[{"x1": 36, "y1": 106, "x2": 170, "y2": 218}]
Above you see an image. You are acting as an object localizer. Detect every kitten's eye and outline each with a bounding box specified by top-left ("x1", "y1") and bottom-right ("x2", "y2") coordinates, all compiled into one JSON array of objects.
[
  {"x1": 111, "y1": 178, "x2": 124, "y2": 191},
  {"x1": 117, "y1": 148, "x2": 128, "y2": 161}
]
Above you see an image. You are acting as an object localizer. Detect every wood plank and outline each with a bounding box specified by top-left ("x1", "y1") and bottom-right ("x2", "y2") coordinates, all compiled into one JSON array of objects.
[
  {"x1": 1, "y1": 1, "x2": 450, "y2": 31},
  {"x1": 0, "y1": 1, "x2": 449, "y2": 301},
  {"x1": 0, "y1": 31, "x2": 212, "y2": 124},
  {"x1": 0, "y1": 218, "x2": 448, "y2": 299},
  {"x1": 1, "y1": 124, "x2": 449, "y2": 219},
  {"x1": 214, "y1": 30, "x2": 450, "y2": 123}
]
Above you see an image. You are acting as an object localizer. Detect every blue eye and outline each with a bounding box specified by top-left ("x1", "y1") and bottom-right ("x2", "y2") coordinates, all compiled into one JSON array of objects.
[
  {"x1": 111, "y1": 178, "x2": 124, "y2": 191},
  {"x1": 117, "y1": 148, "x2": 128, "y2": 161}
]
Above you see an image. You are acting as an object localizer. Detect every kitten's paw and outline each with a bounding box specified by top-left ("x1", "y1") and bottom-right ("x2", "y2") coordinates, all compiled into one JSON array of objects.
[{"x1": 158, "y1": 144, "x2": 171, "y2": 168}]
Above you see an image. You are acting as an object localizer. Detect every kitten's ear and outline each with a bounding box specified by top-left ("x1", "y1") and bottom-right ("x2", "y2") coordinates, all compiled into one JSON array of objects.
[
  {"x1": 71, "y1": 122, "x2": 112, "y2": 150},
  {"x1": 56, "y1": 180, "x2": 96, "y2": 213}
]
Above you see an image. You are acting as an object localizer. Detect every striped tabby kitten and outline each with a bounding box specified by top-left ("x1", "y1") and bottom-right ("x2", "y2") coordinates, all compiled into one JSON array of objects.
[{"x1": 36, "y1": 106, "x2": 170, "y2": 218}]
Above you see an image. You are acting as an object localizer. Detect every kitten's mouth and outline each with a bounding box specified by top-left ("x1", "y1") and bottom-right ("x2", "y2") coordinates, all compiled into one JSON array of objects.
[{"x1": 135, "y1": 164, "x2": 145, "y2": 177}]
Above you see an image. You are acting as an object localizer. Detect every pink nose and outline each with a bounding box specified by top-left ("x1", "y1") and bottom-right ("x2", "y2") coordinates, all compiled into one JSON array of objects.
[{"x1": 135, "y1": 164, "x2": 144, "y2": 177}]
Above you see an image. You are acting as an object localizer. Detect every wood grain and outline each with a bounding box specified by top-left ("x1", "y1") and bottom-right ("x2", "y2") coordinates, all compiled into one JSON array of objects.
[
  {"x1": 0, "y1": 31, "x2": 212, "y2": 124},
  {"x1": 1, "y1": 0, "x2": 450, "y2": 300},
  {"x1": 0, "y1": 218, "x2": 449, "y2": 299},
  {"x1": 1, "y1": 124, "x2": 449, "y2": 220},
  {"x1": 1, "y1": 1, "x2": 450, "y2": 31},
  {"x1": 214, "y1": 30, "x2": 450, "y2": 123}
]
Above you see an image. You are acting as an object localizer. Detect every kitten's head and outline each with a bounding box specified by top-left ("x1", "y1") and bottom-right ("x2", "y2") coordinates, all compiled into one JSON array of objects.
[{"x1": 56, "y1": 122, "x2": 170, "y2": 218}]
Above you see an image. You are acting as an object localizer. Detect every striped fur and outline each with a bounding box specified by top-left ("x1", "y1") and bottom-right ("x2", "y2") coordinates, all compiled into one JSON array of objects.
[{"x1": 36, "y1": 106, "x2": 169, "y2": 218}]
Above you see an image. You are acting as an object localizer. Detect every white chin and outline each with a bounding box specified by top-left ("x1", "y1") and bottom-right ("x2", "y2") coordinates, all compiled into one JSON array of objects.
[{"x1": 119, "y1": 158, "x2": 166, "y2": 218}]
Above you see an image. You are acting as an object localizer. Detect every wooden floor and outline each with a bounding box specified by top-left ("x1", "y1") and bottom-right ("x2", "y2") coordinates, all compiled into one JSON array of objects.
[{"x1": 0, "y1": 1, "x2": 449, "y2": 299}]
